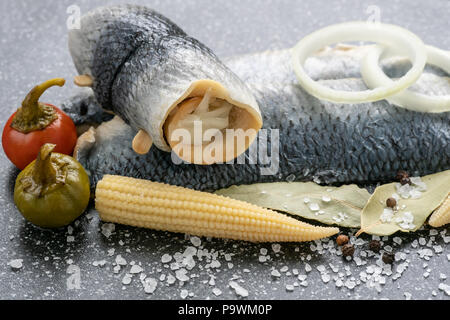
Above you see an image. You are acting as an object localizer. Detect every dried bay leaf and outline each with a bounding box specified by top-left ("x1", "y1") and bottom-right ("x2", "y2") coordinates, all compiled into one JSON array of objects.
[
  {"x1": 359, "y1": 170, "x2": 450, "y2": 236},
  {"x1": 215, "y1": 182, "x2": 370, "y2": 228}
]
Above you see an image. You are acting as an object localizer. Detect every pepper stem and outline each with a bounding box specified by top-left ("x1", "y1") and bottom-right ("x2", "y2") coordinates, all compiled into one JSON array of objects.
[
  {"x1": 11, "y1": 78, "x2": 65, "y2": 133},
  {"x1": 33, "y1": 144, "x2": 58, "y2": 190}
]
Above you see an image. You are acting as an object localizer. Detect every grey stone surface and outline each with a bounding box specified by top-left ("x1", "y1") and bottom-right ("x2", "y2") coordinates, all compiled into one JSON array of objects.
[{"x1": 0, "y1": 0, "x2": 449, "y2": 300}]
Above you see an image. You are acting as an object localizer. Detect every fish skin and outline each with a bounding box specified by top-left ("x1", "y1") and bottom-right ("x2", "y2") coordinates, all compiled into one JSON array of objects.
[
  {"x1": 71, "y1": 55, "x2": 450, "y2": 190},
  {"x1": 61, "y1": 88, "x2": 113, "y2": 126},
  {"x1": 69, "y1": 4, "x2": 259, "y2": 152},
  {"x1": 223, "y1": 47, "x2": 449, "y2": 85}
]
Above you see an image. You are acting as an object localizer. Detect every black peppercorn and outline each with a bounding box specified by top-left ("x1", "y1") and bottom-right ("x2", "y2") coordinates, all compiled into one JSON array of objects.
[
  {"x1": 396, "y1": 170, "x2": 409, "y2": 181},
  {"x1": 400, "y1": 177, "x2": 411, "y2": 185},
  {"x1": 368, "y1": 240, "x2": 381, "y2": 253},
  {"x1": 342, "y1": 244, "x2": 355, "y2": 258},
  {"x1": 336, "y1": 234, "x2": 349, "y2": 246},
  {"x1": 386, "y1": 198, "x2": 397, "y2": 208},
  {"x1": 382, "y1": 252, "x2": 395, "y2": 264}
]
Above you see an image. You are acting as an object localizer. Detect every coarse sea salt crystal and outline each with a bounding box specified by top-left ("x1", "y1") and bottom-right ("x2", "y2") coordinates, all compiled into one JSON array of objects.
[
  {"x1": 175, "y1": 269, "x2": 189, "y2": 282},
  {"x1": 190, "y1": 236, "x2": 201, "y2": 247},
  {"x1": 438, "y1": 283, "x2": 450, "y2": 296},
  {"x1": 101, "y1": 223, "x2": 115, "y2": 238},
  {"x1": 229, "y1": 281, "x2": 249, "y2": 297},
  {"x1": 410, "y1": 177, "x2": 427, "y2": 191},
  {"x1": 8, "y1": 259, "x2": 23, "y2": 270},
  {"x1": 317, "y1": 265, "x2": 326, "y2": 273},
  {"x1": 212, "y1": 288, "x2": 222, "y2": 296},
  {"x1": 280, "y1": 266, "x2": 289, "y2": 273},
  {"x1": 161, "y1": 254, "x2": 172, "y2": 264},
  {"x1": 170, "y1": 262, "x2": 180, "y2": 270},
  {"x1": 305, "y1": 264, "x2": 312, "y2": 273},
  {"x1": 380, "y1": 208, "x2": 394, "y2": 222},
  {"x1": 130, "y1": 265, "x2": 144, "y2": 274},
  {"x1": 321, "y1": 274, "x2": 331, "y2": 283},
  {"x1": 418, "y1": 249, "x2": 433, "y2": 260},
  {"x1": 183, "y1": 246, "x2": 197, "y2": 257},
  {"x1": 434, "y1": 245, "x2": 443, "y2": 253},
  {"x1": 403, "y1": 211, "x2": 414, "y2": 223},
  {"x1": 345, "y1": 280, "x2": 356, "y2": 290},
  {"x1": 329, "y1": 263, "x2": 339, "y2": 273},
  {"x1": 260, "y1": 248, "x2": 268, "y2": 255},
  {"x1": 271, "y1": 270, "x2": 281, "y2": 277},
  {"x1": 122, "y1": 274, "x2": 132, "y2": 285},
  {"x1": 167, "y1": 274, "x2": 176, "y2": 285},
  {"x1": 180, "y1": 289, "x2": 189, "y2": 299},
  {"x1": 286, "y1": 174, "x2": 296, "y2": 182},
  {"x1": 285, "y1": 284, "x2": 294, "y2": 291},
  {"x1": 272, "y1": 244, "x2": 281, "y2": 253},
  {"x1": 322, "y1": 196, "x2": 331, "y2": 203},
  {"x1": 409, "y1": 189, "x2": 422, "y2": 199},
  {"x1": 183, "y1": 255, "x2": 196, "y2": 270},
  {"x1": 298, "y1": 274, "x2": 307, "y2": 281},
  {"x1": 143, "y1": 277, "x2": 157, "y2": 294},
  {"x1": 115, "y1": 255, "x2": 127, "y2": 266},
  {"x1": 93, "y1": 260, "x2": 106, "y2": 267},
  {"x1": 113, "y1": 265, "x2": 121, "y2": 273},
  {"x1": 303, "y1": 197, "x2": 310, "y2": 204},
  {"x1": 396, "y1": 183, "x2": 413, "y2": 199},
  {"x1": 317, "y1": 210, "x2": 325, "y2": 216},
  {"x1": 309, "y1": 203, "x2": 320, "y2": 211}
]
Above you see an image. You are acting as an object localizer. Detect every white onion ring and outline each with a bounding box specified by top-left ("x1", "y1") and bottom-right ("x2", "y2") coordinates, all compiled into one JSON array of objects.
[
  {"x1": 361, "y1": 45, "x2": 450, "y2": 113},
  {"x1": 291, "y1": 22, "x2": 427, "y2": 103}
]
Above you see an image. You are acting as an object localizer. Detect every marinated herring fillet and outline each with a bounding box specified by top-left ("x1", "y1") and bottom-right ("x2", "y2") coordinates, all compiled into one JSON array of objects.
[
  {"x1": 69, "y1": 46, "x2": 450, "y2": 191},
  {"x1": 68, "y1": 4, "x2": 262, "y2": 164}
]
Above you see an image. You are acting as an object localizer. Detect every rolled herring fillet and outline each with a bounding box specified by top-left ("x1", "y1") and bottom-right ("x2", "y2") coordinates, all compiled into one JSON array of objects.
[{"x1": 68, "y1": 4, "x2": 262, "y2": 164}]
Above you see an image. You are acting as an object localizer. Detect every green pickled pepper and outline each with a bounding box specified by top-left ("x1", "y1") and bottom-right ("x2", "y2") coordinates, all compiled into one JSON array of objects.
[{"x1": 14, "y1": 143, "x2": 91, "y2": 228}]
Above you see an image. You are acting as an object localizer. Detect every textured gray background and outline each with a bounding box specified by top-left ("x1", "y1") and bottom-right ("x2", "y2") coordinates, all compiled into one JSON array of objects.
[{"x1": 0, "y1": 0, "x2": 449, "y2": 300}]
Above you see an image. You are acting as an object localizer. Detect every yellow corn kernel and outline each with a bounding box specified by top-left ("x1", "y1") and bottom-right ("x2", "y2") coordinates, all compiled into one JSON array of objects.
[
  {"x1": 95, "y1": 175, "x2": 339, "y2": 242},
  {"x1": 429, "y1": 194, "x2": 450, "y2": 227}
]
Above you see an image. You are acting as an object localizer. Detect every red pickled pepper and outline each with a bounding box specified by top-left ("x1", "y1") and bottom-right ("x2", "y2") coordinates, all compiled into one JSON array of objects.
[{"x1": 2, "y1": 78, "x2": 78, "y2": 170}]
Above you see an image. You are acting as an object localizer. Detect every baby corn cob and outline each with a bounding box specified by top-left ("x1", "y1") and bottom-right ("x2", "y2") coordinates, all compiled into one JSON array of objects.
[
  {"x1": 428, "y1": 194, "x2": 450, "y2": 227},
  {"x1": 95, "y1": 175, "x2": 339, "y2": 242}
]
